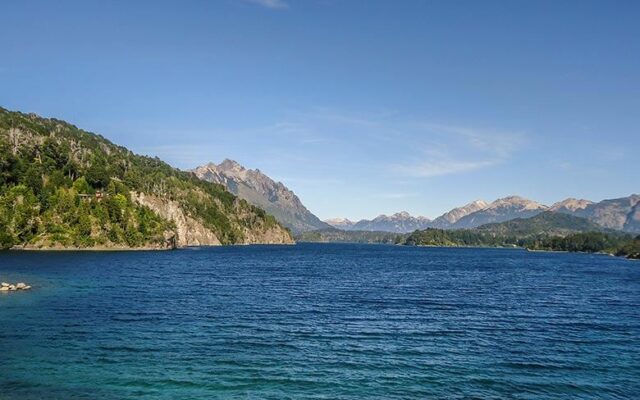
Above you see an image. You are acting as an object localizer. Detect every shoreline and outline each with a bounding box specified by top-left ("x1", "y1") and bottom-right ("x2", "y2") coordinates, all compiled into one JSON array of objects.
[
  {"x1": 7, "y1": 242, "x2": 298, "y2": 252},
  {"x1": 9, "y1": 245, "x2": 175, "y2": 252}
]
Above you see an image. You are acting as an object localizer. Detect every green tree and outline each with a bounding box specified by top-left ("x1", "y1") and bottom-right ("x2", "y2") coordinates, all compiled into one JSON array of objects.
[{"x1": 72, "y1": 176, "x2": 91, "y2": 194}]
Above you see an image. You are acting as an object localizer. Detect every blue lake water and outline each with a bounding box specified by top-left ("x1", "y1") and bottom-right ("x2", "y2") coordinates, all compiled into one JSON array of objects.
[{"x1": 0, "y1": 243, "x2": 639, "y2": 399}]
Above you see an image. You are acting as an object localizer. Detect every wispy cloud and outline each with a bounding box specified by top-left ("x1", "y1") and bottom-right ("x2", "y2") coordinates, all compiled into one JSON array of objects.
[
  {"x1": 394, "y1": 159, "x2": 495, "y2": 178},
  {"x1": 136, "y1": 109, "x2": 526, "y2": 184},
  {"x1": 414, "y1": 122, "x2": 524, "y2": 158},
  {"x1": 246, "y1": 0, "x2": 288, "y2": 9},
  {"x1": 392, "y1": 122, "x2": 526, "y2": 178},
  {"x1": 262, "y1": 109, "x2": 526, "y2": 179}
]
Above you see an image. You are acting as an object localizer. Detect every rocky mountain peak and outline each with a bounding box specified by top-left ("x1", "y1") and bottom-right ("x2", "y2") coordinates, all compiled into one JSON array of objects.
[
  {"x1": 488, "y1": 196, "x2": 547, "y2": 210},
  {"x1": 471, "y1": 199, "x2": 490, "y2": 208},
  {"x1": 550, "y1": 198, "x2": 594, "y2": 212},
  {"x1": 324, "y1": 218, "x2": 355, "y2": 229},
  {"x1": 218, "y1": 158, "x2": 244, "y2": 171},
  {"x1": 193, "y1": 160, "x2": 329, "y2": 234}
]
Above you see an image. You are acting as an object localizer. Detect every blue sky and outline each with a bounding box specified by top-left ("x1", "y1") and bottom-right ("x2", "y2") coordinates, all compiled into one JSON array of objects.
[{"x1": 1, "y1": 0, "x2": 638, "y2": 220}]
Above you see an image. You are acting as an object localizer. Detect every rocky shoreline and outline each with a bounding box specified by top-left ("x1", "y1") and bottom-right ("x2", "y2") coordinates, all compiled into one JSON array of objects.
[{"x1": 10, "y1": 244, "x2": 174, "y2": 251}]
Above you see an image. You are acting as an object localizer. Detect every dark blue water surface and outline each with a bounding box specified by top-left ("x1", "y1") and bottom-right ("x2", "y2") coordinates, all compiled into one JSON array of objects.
[{"x1": 0, "y1": 244, "x2": 639, "y2": 399}]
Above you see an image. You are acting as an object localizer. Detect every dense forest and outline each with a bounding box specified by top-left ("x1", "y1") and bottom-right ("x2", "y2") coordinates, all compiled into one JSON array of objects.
[
  {"x1": 404, "y1": 228, "x2": 521, "y2": 247},
  {"x1": 0, "y1": 108, "x2": 289, "y2": 249},
  {"x1": 529, "y1": 232, "x2": 640, "y2": 259}
]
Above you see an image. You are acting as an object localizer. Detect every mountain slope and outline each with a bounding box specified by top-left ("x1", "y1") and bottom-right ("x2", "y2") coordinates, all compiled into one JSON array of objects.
[
  {"x1": 192, "y1": 160, "x2": 329, "y2": 234},
  {"x1": 475, "y1": 211, "x2": 609, "y2": 237},
  {"x1": 552, "y1": 195, "x2": 640, "y2": 233},
  {"x1": 350, "y1": 212, "x2": 431, "y2": 233},
  {"x1": 452, "y1": 196, "x2": 548, "y2": 229},
  {"x1": 549, "y1": 198, "x2": 594, "y2": 213},
  {"x1": 0, "y1": 108, "x2": 293, "y2": 249},
  {"x1": 430, "y1": 200, "x2": 489, "y2": 228}
]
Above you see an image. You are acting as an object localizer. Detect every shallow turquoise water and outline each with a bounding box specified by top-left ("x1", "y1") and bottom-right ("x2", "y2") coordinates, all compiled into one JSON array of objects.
[{"x1": 0, "y1": 244, "x2": 639, "y2": 399}]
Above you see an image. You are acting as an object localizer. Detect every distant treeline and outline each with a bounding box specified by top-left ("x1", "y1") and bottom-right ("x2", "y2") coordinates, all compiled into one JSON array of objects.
[
  {"x1": 530, "y1": 232, "x2": 640, "y2": 259},
  {"x1": 301, "y1": 228, "x2": 640, "y2": 259},
  {"x1": 406, "y1": 229, "x2": 639, "y2": 259},
  {"x1": 298, "y1": 228, "x2": 404, "y2": 244}
]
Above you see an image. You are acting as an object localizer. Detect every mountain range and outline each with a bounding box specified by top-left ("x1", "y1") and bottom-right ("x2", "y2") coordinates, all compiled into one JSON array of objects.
[
  {"x1": 325, "y1": 195, "x2": 640, "y2": 233},
  {"x1": 189, "y1": 159, "x2": 638, "y2": 235},
  {"x1": 329, "y1": 212, "x2": 432, "y2": 233},
  {"x1": 188, "y1": 158, "x2": 639, "y2": 236}
]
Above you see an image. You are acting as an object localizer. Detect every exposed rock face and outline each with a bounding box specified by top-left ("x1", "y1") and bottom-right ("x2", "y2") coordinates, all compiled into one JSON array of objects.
[
  {"x1": 192, "y1": 160, "x2": 329, "y2": 234},
  {"x1": 452, "y1": 196, "x2": 548, "y2": 229},
  {"x1": 554, "y1": 195, "x2": 640, "y2": 233},
  {"x1": 350, "y1": 211, "x2": 432, "y2": 233},
  {"x1": 230, "y1": 197, "x2": 295, "y2": 245},
  {"x1": 132, "y1": 192, "x2": 221, "y2": 247},
  {"x1": 430, "y1": 200, "x2": 489, "y2": 228},
  {"x1": 133, "y1": 192, "x2": 294, "y2": 246},
  {"x1": 324, "y1": 218, "x2": 356, "y2": 230}
]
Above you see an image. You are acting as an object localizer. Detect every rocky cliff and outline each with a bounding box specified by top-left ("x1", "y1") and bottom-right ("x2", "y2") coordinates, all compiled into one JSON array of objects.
[{"x1": 133, "y1": 192, "x2": 221, "y2": 247}]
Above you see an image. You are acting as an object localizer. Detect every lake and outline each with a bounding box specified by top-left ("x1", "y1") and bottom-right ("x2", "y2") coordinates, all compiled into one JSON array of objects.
[{"x1": 1, "y1": 244, "x2": 639, "y2": 399}]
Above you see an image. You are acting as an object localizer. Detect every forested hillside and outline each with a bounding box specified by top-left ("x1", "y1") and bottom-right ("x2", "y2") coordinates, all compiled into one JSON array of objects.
[{"x1": 0, "y1": 108, "x2": 293, "y2": 249}]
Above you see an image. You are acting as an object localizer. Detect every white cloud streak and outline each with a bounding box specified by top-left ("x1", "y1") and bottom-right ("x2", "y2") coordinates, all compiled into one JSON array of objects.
[
  {"x1": 394, "y1": 159, "x2": 496, "y2": 178},
  {"x1": 247, "y1": 0, "x2": 288, "y2": 9},
  {"x1": 392, "y1": 122, "x2": 526, "y2": 178}
]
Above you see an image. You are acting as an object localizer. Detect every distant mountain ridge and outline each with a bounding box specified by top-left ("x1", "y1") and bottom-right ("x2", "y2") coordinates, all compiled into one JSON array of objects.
[
  {"x1": 325, "y1": 212, "x2": 431, "y2": 233},
  {"x1": 324, "y1": 218, "x2": 355, "y2": 230},
  {"x1": 325, "y1": 194, "x2": 640, "y2": 233},
  {"x1": 193, "y1": 160, "x2": 330, "y2": 234},
  {"x1": 351, "y1": 212, "x2": 431, "y2": 233},
  {"x1": 451, "y1": 196, "x2": 548, "y2": 229},
  {"x1": 430, "y1": 200, "x2": 489, "y2": 228}
]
